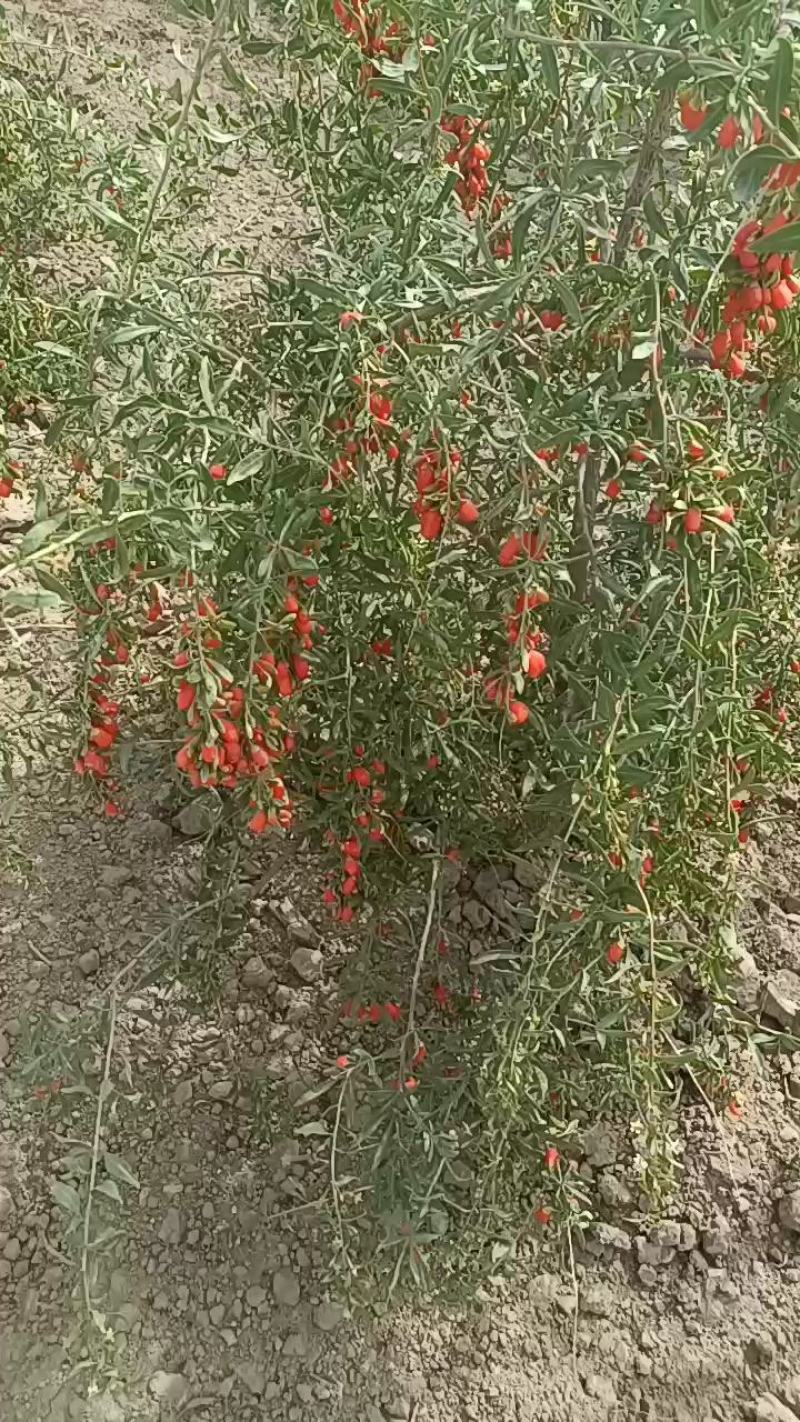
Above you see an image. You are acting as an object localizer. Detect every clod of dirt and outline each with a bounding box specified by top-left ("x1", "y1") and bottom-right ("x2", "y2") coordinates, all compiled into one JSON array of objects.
[
  {"x1": 289, "y1": 946, "x2": 322, "y2": 983},
  {"x1": 157, "y1": 1207, "x2": 184, "y2": 1245},
  {"x1": 583, "y1": 1123, "x2": 619, "y2": 1167},
  {"x1": 77, "y1": 948, "x2": 100, "y2": 976},
  {"x1": 315, "y1": 1299, "x2": 346, "y2": 1331},
  {"x1": 272, "y1": 1266, "x2": 301, "y2": 1306},
  {"x1": 237, "y1": 1363, "x2": 267, "y2": 1396},
  {"x1": 762, "y1": 971, "x2": 800, "y2": 1029},
  {"x1": 273, "y1": 896, "x2": 317, "y2": 946},
  {"x1": 778, "y1": 1191, "x2": 800, "y2": 1233},
  {"x1": 732, "y1": 949, "x2": 763, "y2": 1012},
  {"x1": 701, "y1": 1219, "x2": 731, "y2": 1257},
  {"x1": 754, "y1": 1395, "x2": 799, "y2": 1422},
  {"x1": 242, "y1": 953, "x2": 274, "y2": 991},
  {"x1": 172, "y1": 798, "x2": 219, "y2": 837},
  {"x1": 148, "y1": 1372, "x2": 188, "y2": 1405}
]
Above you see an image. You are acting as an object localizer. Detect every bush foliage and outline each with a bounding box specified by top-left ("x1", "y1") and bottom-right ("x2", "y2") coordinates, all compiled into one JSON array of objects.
[{"x1": 3, "y1": 0, "x2": 800, "y2": 1282}]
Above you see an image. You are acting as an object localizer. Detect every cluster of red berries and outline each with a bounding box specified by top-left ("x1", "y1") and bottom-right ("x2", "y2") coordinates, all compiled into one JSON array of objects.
[
  {"x1": 412, "y1": 442, "x2": 479, "y2": 540},
  {"x1": 323, "y1": 834, "x2": 365, "y2": 923},
  {"x1": 497, "y1": 528, "x2": 548, "y2": 567},
  {"x1": 172, "y1": 595, "x2": 300, "y2": 833},
  {"x1": 679, "y1": 96, "x2": 743, "y2": 149},
  {"x1": 0, "y1": 459, "x2": 21, "y2": 499},
  {"x1": 440, "y1": 114, "x2": 511, "y2": 255},
  {"x1": 484, "y1": 588, "x2": 550, "y2": 727},
  {"x1": 705, "y1": 214, "x2": 799, "y2": 379},
  {"x1": 73, "y1": 671, "x2": 124, "y2": 819},
  {"x1": 332, "y1": 0, "x2": 403, "y2": 57},
  {"x1": 324, "y1": 388, "x2": 403, "y2": 495}
]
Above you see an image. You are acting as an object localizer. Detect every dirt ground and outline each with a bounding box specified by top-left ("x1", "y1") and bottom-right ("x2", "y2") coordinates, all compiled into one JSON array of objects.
[{"x1": 2, "y1": 2, "x2": 800, "y2": 1420}]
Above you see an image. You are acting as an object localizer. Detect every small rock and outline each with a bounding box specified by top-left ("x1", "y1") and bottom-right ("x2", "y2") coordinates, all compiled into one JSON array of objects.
[
  {"x1": 678, "y1": 1222, "x2": 697, "y2": 1252},
  {"x1": 242, "y1": 954, "x2": 273, "y2": 991},
  {"x1": 462, "y1": 899, "x2": 491, "y2": 930},
  {"x1": 289, "y1": 947, "x2": 322, "y2": 983},
  {"x1": 754, "y1": 1395, "x2": 799, "y2": 1422},
  {"x1": 173, "y1": 1080, "x2": 193, "y2": 1107},
  {"x1": 173, "y1": 798, "x2": 219, "y2": 837},
  {"x1": 554, "y1": 1290, "x2": 577, "y2": 1317},
  {"x1": 584, "y1": 1374, "x2": 616, "y2": 1406},
  {"x1": 583, "y1": 1123, "x2": 618, "y2": 1168},
  {"x1": 314, "y1": 1300, "x2": 345, "y2": 1331},
  {"x1": 282, "y1": 1332, "x2": 307, "y2": 1357},
  {"x1": 77, "y1": 949, "x2": 100, "y2": 977},
  {"x1": 209, "y1": 1304, "x2": 225, "y2": 1326},
  {"x1": 0, "y1": 1032, "x2": 9, "y2": 1062},
  {"x1": 209, "y1": 1080, "x2": 234, "y2": 1101},
  {"x1": 0, "y1": 1187, "x2": 13, "y2": 1221},
  {"x1": 237, "y1": 1363, "x2": 266, "y2": 1397},
  {"x1": 762, "y1": 971, "x2": 800, "y2": 1030},
  {"x1": 702, "y1": 1220, "x2": 731, "y2": 1257},
  {"x1": 781, "y1": 893, "x2": 800, "y2": 915},
  {"x1": 638, "y1": 1264, "x2": 658, "y2": 1288},
  {"x1": 778, "y1": 1190, "x2": 800, "y2": 1233},
  {"x1": 650, "y1": 1221, "x2": 682, "y2": 1251},
  {"x1": 274, "y1": 897, "x2": 316, "y2": 947},
  {"x1": 581, "y1": 1285, "x2": 613, "y2": 1317},
  {"x1": 472, "y1": 866, "x2": 503, "y2": 898},
  {"x1": 148, "y1": 1372, "x2": 188, "y2": 1405},
  {"x1": 732, "y1": 949, "x2": 762, "y2": 1013},
  {"x1": 593, "y1": 1223, "x2": 631, "y2": 1251},
  {"x1": 273, "y1": 1267, "x2": 301, "y2": 1306},
  {"x1": 246, "y1": 1285, "x2": 267, "y2": 1307},
  {"x1": 597, "y1": 1173, "x2": 633, "y2": 1209},
  {"x1": 635, "y1": 1236, "x2": 672, "y2": 1267},
  {"x1": 99, "y1": 866, "x2": 132, "y2": 889},
  {"x1": 513, "y1": 859, "x2": 540, "y2": 890},
  {"x1": 158, "y1": 1208, "x2": 184, "y2": 1245}
]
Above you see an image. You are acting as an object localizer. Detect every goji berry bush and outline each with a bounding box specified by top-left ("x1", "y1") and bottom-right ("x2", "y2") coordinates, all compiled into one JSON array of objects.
[{"x1": 4, "y1": 0, "x2": 800, "y2": 1282}]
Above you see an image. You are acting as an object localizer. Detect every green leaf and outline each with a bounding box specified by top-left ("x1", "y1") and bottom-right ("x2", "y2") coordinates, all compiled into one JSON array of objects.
[
  {"x1": 34, "y1": 342, "x2": 79, "y2": 360},
  {"x1": 729, "y1": 145, "x2": 785, "y2": 201},
  {"x1": 199, "y1": 357, "x2": 216, "y2": 415},
  {"x1": 103, "y1": 1152, "x2": 139, "y2": 1189},
  {"x1": 95, "y1": 1178, "x2": 123, "y2": 1204},
  {"x1": 228, "y1": 450, "x2": 266, "y2": 485},
  {"x1": 550, "y1": 276, "x2": 581, "y2": 325},
  {"x1": 751, "y1": 218, "x2": 800, "y2": 255},
  {"x1": 51, "y1": 1181, "x2": 82, "y2": 1215},
  {"x1": 539, "y1": 43, "x2": 560, "y2": 99},
  {"x1": 20, "y1": 513, "x2": 69, "y2": 556},
  {"x1": 35, "y1": 568, "x2": 73, "y2": 603},
  {"x1": 511, "y1": 201, "x2": 538, "y2": 266},
  {"x1": 766, "y1": 39, "x2": 793, "y2": 126},
  {"x1": 2, "y1": 588, "x2": 64, "y2": 612}
]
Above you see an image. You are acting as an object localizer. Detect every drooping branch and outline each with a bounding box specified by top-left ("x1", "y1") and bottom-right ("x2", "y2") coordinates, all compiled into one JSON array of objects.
[{"x1": 569, "y1": 86, "x2": 675, "y2": 605}]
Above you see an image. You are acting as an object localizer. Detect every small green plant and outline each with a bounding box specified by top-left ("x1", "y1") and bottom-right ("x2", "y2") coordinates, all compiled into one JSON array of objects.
[{"x1": 3, "y1": 0, "x2": 800, "y2": 1289}]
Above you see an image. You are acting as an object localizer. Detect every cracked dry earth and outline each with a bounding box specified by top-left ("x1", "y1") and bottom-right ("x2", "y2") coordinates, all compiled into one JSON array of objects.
[{"x1": 2, "y1": 1, "x2": 800, "y2": 1419}]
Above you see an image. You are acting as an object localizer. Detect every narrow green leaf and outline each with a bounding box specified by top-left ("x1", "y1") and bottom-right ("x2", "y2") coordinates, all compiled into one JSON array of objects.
[
  {"x1": 103, "y1": 1152, "x2": 139, "y2": 1189},
  {"x1": 729, "y1": 144, "x2": 785, "y2": 201},
  {"x1": 539, "y1": 43, "x2": 560, "y2": 99},
  {"x1": 20, "y1": 513, "x2": 69, "y2": 556},
  {"x1": 51, "y1": 1181, "x2": 82, "y2": 1215},
  {"x1": 766, "y1": 39, "x2": 793, "y2": 126},
  {"x1": 752, "y1": 218, "x2": 800, "y2": 255}
]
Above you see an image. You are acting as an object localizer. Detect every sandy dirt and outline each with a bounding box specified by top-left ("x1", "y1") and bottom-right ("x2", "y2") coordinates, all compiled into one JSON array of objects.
[{"x1": 2, "y1": 3, "x2": 800, "y2": 1421}]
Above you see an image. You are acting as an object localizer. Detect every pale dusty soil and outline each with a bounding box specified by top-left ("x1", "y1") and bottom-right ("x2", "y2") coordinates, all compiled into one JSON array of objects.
[{"x1": 2, "y1": 4, "x2": 800, "y2": 1422}]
